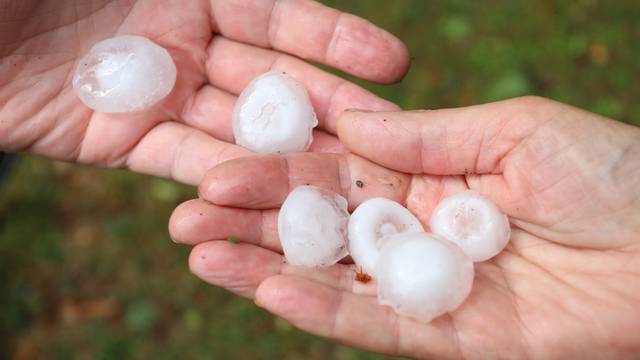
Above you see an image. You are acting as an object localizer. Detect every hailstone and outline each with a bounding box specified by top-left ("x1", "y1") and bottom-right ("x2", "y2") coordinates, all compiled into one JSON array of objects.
[
  {"x1": 430, "y1": 190, "x2": 511, "y2": 262},
  {"x1": 377, "y1": 232, "x2": 474, "y2": 323},
  {"x1": 278, "y1": 185, "x2": 349, "y2": 267},
  {"x1": 348, "y1": 198, "x2": 425, "y2": 276},
  {"x1": 232, "y1": 71, "x2": 318, "y2": 154},
  {"x1": 73, "y1": 35, "x2": 177, "y2": 113}
]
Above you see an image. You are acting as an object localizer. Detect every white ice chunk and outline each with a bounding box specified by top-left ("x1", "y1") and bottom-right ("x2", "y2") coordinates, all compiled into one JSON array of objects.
[
  {"x1": 377, "y1": 232, "x2": 474, "y2": 323},
  {"x1": 348, "y1": 198, "x2": 425, "y2": 276},
  {"x1": 430, "y1": 190, "x2": 511, "y2": 262},
  {"x1": 278, "y1": 185, "x2": 349, "y2": 267},
  {"x1": 232, "y1": 71, "x2": 318, "y2": 154},
  {"x1": 73, "y1": 35, "x2": 177, "y2": 113}
]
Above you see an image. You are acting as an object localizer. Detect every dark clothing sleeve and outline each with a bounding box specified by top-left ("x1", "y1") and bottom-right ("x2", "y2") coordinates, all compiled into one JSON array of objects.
[{"x1": 0, "y1": 152, "x2": 16, "y2": 186}]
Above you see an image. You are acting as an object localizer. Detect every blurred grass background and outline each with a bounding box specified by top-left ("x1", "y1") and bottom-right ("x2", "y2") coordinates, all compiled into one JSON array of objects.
[{"x1": 2, "y1": 0, "x2": 639, "y2": 358}]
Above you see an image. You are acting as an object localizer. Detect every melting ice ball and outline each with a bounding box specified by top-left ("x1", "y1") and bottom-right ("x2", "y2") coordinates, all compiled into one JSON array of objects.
[
  {"x1": 73, "y1": 35, "x2": 177, "y2": 113},
  {"x1": 377, "y1": 232, "x2": 474, "y2": 323},
  {"x1": 278, "y1": 185, "x2": 349, "y2": 267},
  {"x1": 232, "y1": 71, "x2": 318, "y2": 154},
  {"x1": 348, "y1": 198, "x2": 425, "y2": 276},
  {"x1": 430, "y1": 190, "x2": 511, "y2": 262}
]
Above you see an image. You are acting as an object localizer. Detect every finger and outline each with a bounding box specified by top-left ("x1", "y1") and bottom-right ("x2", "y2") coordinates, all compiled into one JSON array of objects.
[
  {"x1": 179, "y1": 85, "x2": 236, "y2": 143},
  {"x1": 170, "y1": 199, "x2": 281, "y2": 251},
  {"x1": 125, "y1": 121, "x2": 250, "y2": 185},
  {"x1": 179, "y1": 84, "x2": 344, "y2": 153},
  {"x1": 337, "y1": 97, "x2": 546, "y2": 176},
  {"x1": 206, "y1": 37, "x2": 399, "y2": 134},
  {"x1": 308, "y1": 130, "x2": 345, "y2": 154},
  {"x1": 254, "y1": 275, "x2": 458, "y2": 359},
  {"x1": 189, "y1": 241, "x2": 377, "y2": 298},
  {"x1": 280, "y1": 264, "x2": 377, "y2": 297},
  {"x1": 189, "y1": 241, "x2": 282, "y2": 298},
  {"x1": 172, "y1": 199, "x2": 375, "y2": 294},
  {"x1": 76, "y1": 110, "x2": 162, "y2": 167},
  {"x1": 199, "y1": 151, "x2": 471, "y2": 228},
  {"x1": 209, "y1": 0, "x2": 410, "y2": 83},
  {"x1": 199, "y1": 152, "x2": 412, "y2": 210},
  {"x1": 171, "y1": 198, "x2": 373, "y2": 293}
]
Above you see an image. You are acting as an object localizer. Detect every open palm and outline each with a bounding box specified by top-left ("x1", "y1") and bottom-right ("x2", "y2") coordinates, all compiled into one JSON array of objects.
[
  {"x1": 171, "y1": 96, "x2": 640, "y2": 358},
  {"x1": 1, "y1": 0, "x2": 408, "y2": 185}
]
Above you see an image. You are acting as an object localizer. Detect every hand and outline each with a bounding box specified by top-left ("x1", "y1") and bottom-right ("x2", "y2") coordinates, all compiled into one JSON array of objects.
[
  {"x1": 170, "y1": 96, "x2": 640, "y2": 358},
  {"x1": 0, "y1": 0, "x2": 408, "y2": 185}
]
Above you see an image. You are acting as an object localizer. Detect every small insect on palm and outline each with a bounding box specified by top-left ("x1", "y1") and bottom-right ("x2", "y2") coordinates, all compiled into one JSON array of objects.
[{"x1": 354, "y1": 266, "x2": 372, "y2": 283}]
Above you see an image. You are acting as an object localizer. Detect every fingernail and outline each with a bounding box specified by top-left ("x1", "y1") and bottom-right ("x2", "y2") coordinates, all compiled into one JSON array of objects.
[{"x1": 254, "y1": 298, "x2": 265, "y2": 308}]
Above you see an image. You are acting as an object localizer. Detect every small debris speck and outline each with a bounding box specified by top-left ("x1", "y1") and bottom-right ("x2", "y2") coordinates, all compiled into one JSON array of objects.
[
  {"x1": 355, "y1": 180, "x2": 364, "y2": 188},
  {"x1": 354, "y1": 266, "x2": 372, "y2": 283},
  {"x1": 227, "y1": 236, "x2": 241, "y2": 244}
]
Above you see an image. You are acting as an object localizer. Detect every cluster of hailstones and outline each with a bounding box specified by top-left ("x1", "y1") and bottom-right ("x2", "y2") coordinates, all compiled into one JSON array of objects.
[
  {"x1": 73, "y1": 36, "x2": 510, "y2": 323},
  {"x1": 279, "y1": 187, "x2": 510, "y2": 323}
]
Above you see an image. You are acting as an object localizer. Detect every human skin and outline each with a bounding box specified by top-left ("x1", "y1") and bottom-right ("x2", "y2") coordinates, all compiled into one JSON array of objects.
[
  {"x1": 171, "y1": 96, "x2": 640, "y2": 359},
  {"x1": 0, "y1": 0, "x2": 409, "y2": 185}
]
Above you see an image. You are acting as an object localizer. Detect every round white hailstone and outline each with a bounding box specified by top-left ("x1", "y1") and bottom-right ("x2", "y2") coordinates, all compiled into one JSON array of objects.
[
  {"x1": 429, "y1": 190, "x2": 511, "y2": 262},
  {"x1": 377, "y1": 232, "x2": 474, "y2": 323},
  {"x1": 278, "y1": 185, "x2": 349, "y2": 267},
  {"x1": 348, "y1": 198, "x2": 425, "y2": 276},
  {"x1": 73, "y1": 35, "x2": 177, "y2": 113},
  {"x1": 232, "y1": 71, "x2": 318, "y2": 154}
]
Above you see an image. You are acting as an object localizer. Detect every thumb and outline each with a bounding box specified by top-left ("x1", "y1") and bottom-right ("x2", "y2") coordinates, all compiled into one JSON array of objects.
[{"x1": 337, "y1": 96, "x2": 548, "y2": 175}]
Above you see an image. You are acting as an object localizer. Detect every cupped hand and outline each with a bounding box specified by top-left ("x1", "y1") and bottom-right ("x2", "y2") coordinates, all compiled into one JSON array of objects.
[
  {"x1": 0, "y1": 0, "x2": 408, "y2": 185},
  {"x1": 171, "y1": 96, "x2": 640, "y2": 359}
]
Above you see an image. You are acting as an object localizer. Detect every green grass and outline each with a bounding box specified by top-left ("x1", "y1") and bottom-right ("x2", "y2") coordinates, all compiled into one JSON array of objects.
[
  {"x1": 1, "y1": 159, "x2": 392, "y2": 359},
  {"x1": 2, "y1": 1, "x2": 639, "y2": 358},
  {"x1": 324, "y1": 0, "x2": 640, "y2": 125}
]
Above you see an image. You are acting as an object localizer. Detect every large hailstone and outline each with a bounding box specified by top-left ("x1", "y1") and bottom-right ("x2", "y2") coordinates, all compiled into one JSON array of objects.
[
  {"x1": 232, "y1": 71, "x2": 318, "y2": 154},
  {"x1": 278, "y1": 185, "x2": 349, "y2": 267},
  {"x1": 348, "y1": 198, "x2": 425, "y2": 276},
  {"x1": 377, "y1": 232, "x2": 474, "y2": 323},
  {"x1": 73, "y1": 35, "x2": 177, "y2": 113},
  {"x1": 430, "y1": 190, "x2": 511, "y2": 262}
]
